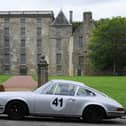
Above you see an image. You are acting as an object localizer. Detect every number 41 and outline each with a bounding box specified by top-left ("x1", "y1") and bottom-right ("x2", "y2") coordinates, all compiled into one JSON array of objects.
[{"x1": 52, "y1": 98, "x2": 63, "y2": 107}]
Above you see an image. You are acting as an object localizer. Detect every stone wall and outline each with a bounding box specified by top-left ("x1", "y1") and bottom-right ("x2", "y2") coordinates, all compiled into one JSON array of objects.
[
  {"x1": 73, "y1": 12, "x2": 95, "y2": 75},
  {"x1": 0, "y1": 11, "x2": 72, "y2": 76},
  {"x1": 0, "y1": 11, "x2": 98, "y2": 76},
  {"x1": 49, "y1": 25, "x2": 72, "y2": 75},
  {"x1": 0, "y1": 12, "x2": 54, "y2": 75}
]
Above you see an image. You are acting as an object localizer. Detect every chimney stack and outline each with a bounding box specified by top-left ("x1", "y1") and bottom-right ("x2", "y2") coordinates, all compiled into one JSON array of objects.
[
  {"x1": 83, "y1": 12, "x2": 92, "y2": 24},
  {"x1": 69, "y1": 10, "x2": 73, "y2": 24}
]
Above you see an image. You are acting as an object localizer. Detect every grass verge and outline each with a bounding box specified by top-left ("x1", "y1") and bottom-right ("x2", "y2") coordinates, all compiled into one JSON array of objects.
[{"x1": 0, "y1": 75, "x2": 12, "y2": 85}]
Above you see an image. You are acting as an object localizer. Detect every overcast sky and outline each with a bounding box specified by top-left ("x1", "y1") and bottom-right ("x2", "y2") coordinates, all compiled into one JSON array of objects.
[{"x1": 0, "y1": 0, "x2": 126, "y2": 21}]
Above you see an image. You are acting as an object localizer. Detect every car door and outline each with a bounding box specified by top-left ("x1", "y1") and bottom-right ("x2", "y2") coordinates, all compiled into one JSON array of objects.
[
  {"x1": 50, "y1": 83, "x2": 77, "y2": 115},
  {"x1": 34, "y1": 82, "x2": 77, "y2": 116}
]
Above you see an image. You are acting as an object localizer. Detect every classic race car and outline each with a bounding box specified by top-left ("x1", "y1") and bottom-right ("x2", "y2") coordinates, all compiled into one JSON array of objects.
[{"x1": 0, "y1": 80, "x2": 125, "y2": 123}]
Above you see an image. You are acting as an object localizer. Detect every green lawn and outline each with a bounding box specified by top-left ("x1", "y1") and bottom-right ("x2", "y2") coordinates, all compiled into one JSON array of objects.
[
  {"x1": 49, "y1": 76, "x2": 126, "y2": 107},
  {"x1": 0, "y1": 75, "x2": 12, "y2": 85}
]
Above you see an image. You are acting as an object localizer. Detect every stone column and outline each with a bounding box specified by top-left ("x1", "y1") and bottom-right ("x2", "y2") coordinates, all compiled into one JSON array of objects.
[{"x1": 38, "y1": 55, "x2": 48, "y2": 87}]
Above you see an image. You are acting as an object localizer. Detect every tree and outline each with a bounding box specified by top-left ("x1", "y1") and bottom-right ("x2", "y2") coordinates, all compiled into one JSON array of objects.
[{"x1": 90, "y1": 17, "x2": 126, "y2": 74}]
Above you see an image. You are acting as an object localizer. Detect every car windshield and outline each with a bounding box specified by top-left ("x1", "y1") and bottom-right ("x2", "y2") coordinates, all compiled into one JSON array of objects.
[{"x1": 33, "y1": 81, "x2": 52, "y2": 94}]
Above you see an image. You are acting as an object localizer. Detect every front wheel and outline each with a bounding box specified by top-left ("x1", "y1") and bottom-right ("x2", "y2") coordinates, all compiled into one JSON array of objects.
[{"x1": 6, "y1": 101, "x2": 27, "y2": 120}]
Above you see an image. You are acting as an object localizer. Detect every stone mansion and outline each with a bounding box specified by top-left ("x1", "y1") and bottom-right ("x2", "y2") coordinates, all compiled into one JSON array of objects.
[{"x1": 0, "y1": 10, "x2": 94, "y2": 76}]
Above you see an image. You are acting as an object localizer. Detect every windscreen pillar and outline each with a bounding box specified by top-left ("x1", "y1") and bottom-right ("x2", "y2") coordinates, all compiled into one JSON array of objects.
[{"x1": 38, "y1": 55, "x2": 48, "y2": 87}]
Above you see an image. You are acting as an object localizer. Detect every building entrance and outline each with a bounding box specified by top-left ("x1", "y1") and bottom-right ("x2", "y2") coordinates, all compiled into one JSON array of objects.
[{"x1": 20, "y1": 65, "x2": 27, "y2": 75}]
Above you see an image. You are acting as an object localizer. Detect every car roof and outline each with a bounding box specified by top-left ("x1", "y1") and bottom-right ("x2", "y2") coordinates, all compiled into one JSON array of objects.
[{"x1": 50, "y1": 79, "x2": 86, "y2": 87}]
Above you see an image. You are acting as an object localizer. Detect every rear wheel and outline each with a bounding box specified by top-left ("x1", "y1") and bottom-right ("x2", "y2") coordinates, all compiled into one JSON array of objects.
[
  {"x1": 6, "y1": 101, "x2": 27, "y2": 120},
  {"x1": 83, "y1": 106, "x2": 105, "y2": 123}
]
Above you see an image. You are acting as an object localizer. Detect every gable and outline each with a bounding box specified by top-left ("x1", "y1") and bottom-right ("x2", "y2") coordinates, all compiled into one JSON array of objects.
[{"x1": 52, "y1": 10, "x2": 70, "y2": 25}]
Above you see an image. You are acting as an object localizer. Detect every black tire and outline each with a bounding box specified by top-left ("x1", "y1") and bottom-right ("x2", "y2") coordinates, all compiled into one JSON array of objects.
[
  {"x1": 6, "y1": 101, "x2": 27, "y2": 120},
  {"x1": 83, "y1": 106, "x2": 105, "y2": 123}
]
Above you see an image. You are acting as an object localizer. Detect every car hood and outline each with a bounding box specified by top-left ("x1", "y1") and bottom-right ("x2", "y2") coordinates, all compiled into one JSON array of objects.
[{"x1": 0, "y1": 91, "x2": 34, "y2": 98}]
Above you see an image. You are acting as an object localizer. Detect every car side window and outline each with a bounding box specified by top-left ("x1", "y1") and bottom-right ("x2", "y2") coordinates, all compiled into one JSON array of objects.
[
  {"x1": 54, "y1": 83, "x2": 76, "y2": 96},
  {"x1": 77, "y1": 87, "x2": 95, "y2": 96},
  {"x1": 42, "y1": 84, "x2": 56, "y2": 94},
  {"x1": 46, "y1": 85, "x2": 56, "y2": 94}
]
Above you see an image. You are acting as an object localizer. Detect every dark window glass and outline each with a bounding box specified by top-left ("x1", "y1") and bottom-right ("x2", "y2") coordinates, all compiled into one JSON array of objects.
[
  {"x1": 21, "y1": 27, "x2": 25, "y2": 35},
  {"x1": 36, "y1": 18, "x2": 41, "y2": 24},
  {"x1": 21, "y1": 39, "x2": 25, "y2": 47},
  {"x1": 79, "y1": 56, "x2": 84, "y2": 65},
  {"x1": 79, "y1": 36, "x2": 83, "y2": 48},
  {"x1": 4, "y1": 48, "x2": 10, "y2": 54},
  {"x1": 20, "y1": 18, "x2": 25, "y2": 24},
  {"x1": 20, "y1": 54, "x2": 26, "y2": 64},
  {"x1": 4, "y1": 38, "x2": 10, "y2": 47},
  {"x1": 56, "y1": 53, "x2": 62, "y2": 64},
  {"x1": 37, "y1": 27, "x2": 42, "y2": 36},
  {"x1": 4, "y1": 54, "x2": 10, "y2": 63},
  {"x1": 4, "y1": 27, "x2": 9, "y2": 35},
  {"x1": 37, "y1": 53, "x2": 41, "y2": 64},
  {"x1": 37, "y1": 39, "x2": 42, "y2": 47},
  {"x1": 56, "y1": 38, "x2": 61, "y2": 50},
  {"x1": 4, "y1": 18, "x2": 9, "y2": 23}
]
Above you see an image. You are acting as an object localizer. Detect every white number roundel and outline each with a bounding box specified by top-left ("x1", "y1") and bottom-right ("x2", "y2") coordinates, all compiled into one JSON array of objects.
[{"x1": 50, "y1": 97, "x2": 66, "y2": 111}]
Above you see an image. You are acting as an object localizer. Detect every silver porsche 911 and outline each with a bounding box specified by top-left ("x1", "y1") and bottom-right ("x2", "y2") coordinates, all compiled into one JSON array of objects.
[{"x1": 0, "y1": 80, "x2": 125, "y2": 122}]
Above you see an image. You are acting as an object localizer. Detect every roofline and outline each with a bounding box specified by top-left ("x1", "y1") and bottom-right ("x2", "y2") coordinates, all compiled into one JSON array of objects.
[
  {"x1": 0, "y1": 10, "x2": 54, "y2": 17},
  {"x1": 51, "y1": 10, "x2": 71, "y2": 25},
  {"x1": 50, "y1": 79, "x2": 85, "y2": 86}
]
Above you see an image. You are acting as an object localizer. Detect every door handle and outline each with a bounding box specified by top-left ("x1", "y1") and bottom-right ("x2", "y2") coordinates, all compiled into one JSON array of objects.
[{"x1": 68, "y1": 98, "x2": 75, "y2": 102}]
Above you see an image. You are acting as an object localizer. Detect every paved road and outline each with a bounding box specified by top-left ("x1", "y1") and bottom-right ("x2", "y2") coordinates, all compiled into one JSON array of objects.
[
  {"x1": 4, "y1": 76, "x2": 37, "y2": 91},
  {"x1": 0, "y1": 115, "x2": 126, "y2": 126}
]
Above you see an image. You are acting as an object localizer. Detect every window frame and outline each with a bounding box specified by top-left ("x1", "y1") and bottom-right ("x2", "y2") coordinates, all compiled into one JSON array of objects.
[
  {"x1": 4, "y1": 38, "x2": 10, "y2": 47},
  {"x1": 53, "y1": 83, "x2": 77, "y2": 96},
  {"x1": 78, "y1": 55, "x2": 84, "y2": 66},
  {"x1": 76, "y1": 86, "x2": 96, "y2": 97},
  {"x1": 21, "y1": 39, "x2": 26, "y2": 48},
  {"x1": 40, "y1": 83, "x2": 57, "y2": 95},
  {"x1": 20, "y1": 27, "x2": 25, "y2": 35},
  {"x1": 20, "y1": 53, "x2": 26, "y2": 65},
  {"x1": 37, "y1": 27, "x2": 42, "y2": 36},
  {"x1": 56, "y1": 38, "x2": 62, "y2": 50},
  {"x1": 56, "y1": 53, "x2": 62, "y2": 65},
  {"x1": 4, "y1": 54, "x2": 10, "y2": 64},
  {"x1": 79, "y1": 36, "x2": 83, "y2": 48},
  {"x1": 20, "y1": 17, "x2": 26, "y2": 25},
  {"x1": 36, "y1": 18, "x2": 42, "y2": 24},
  {"x1": 37, "y1": 39, "x2": 42, "y2": 47}
]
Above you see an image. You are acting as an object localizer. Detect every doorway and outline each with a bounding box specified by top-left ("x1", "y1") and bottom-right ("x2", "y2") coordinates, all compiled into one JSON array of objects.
[{"x1": 20, "y1": 65, "x2": 27, "y2": 75}]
